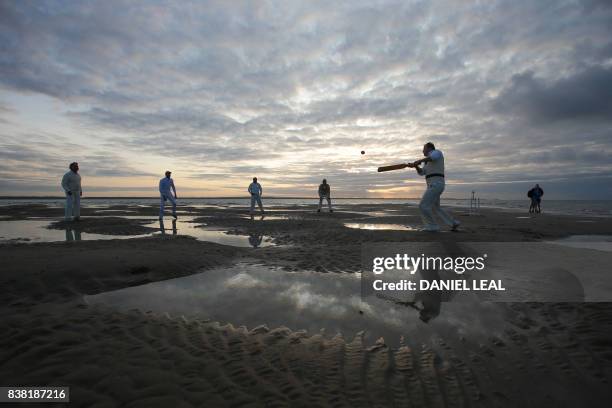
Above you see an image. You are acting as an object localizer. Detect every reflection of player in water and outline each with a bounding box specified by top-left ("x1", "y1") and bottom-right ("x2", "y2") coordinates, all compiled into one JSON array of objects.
[
  {"x1": 391, "y1": 243, "x2": 461, "y2": 323},
  {"x1": 413, "y1": 283, "x2": 442, "y2": 322},
  {"x1": 248, "y1": 233, "x2": 263, "y2": 248},
  {"x1": 64, "y1": 224, "x2": 82, "y2": 241},
  {"x1": 393, "y1": 268, "x2": 448, "y2": 323},
  {"x1": 159, "y1": 218, "x2": 177, "y2": 236}
]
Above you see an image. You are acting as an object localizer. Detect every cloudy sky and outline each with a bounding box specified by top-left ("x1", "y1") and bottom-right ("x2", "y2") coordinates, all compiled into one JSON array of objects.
[{"x1": 1, "y1": 0, "x2": 611, "y2": 199}]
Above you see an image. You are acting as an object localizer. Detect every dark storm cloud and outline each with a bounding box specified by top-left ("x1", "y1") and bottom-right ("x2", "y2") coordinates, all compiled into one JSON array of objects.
[
  {"x1": 492, "y1": 66, "x2": 612, "y2": 123},
  {"x1": 580, "y1": 0, "x2": 612, "y2": 12},
  {"x1": 1, "y1": 0, "x2": 612, "y2": 197}
]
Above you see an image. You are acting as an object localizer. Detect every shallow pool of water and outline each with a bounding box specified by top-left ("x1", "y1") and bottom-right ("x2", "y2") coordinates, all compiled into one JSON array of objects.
[
  {"x1": 340, "y1": 211, "x2": 413, "y2": 218},
  {"x1": 85, "y1": 263, "x2": 506, "y2": 347},
  {"x1": 154, "y1": 218, "x2": 275, "y2": 248},
  {"x1": 0, "y1": 219, "x2": 149, "y2": 242},
  {"x1": 344, "y1": 223, "x2": 418, "y2": 231},
  {"x1": 0, "y1": 217, "x2": 276, "y2": 248},
  {"x1": 238, "y1": 215, "x2": 290, "y2": 221},
  {"x1": 94, "y1": 209, "x2": 138, "y2": 213}
]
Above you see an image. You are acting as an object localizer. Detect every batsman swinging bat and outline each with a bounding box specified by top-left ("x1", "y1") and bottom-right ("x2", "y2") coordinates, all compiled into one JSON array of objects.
[{"x1": 377, "y1": 163, "x2": 408, "y2": 172}]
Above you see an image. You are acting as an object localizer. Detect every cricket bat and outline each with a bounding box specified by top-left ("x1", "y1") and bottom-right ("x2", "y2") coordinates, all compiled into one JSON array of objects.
[{"x1": 377, "y1": 163, "x2": 408, "y2": 172}]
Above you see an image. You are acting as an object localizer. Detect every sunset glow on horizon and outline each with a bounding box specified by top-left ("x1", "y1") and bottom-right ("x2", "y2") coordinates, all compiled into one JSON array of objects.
[{"x1": 1, "y1": 1, "x2": 611, "y2": 199}]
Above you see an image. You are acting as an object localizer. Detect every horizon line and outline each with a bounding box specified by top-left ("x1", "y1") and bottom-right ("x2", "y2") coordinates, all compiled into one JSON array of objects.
[
  {"x1": 0, "y1": 195, "x2": 420, "y2": 200},
  {"x1": 0, "y1": 196, "x2": 609, "y2": 201}
]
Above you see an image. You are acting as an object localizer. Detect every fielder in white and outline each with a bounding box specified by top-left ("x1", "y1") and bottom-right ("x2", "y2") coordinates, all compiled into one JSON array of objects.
[
  {"x1": 248, "y1": 177, "x2": 265, "y2": 219},
  {"x1": 317, "y1": 179, "x2": 333, "y2": 213},
  {"x1": 408, "y1": 142, "x2": 460, "y2": 232},
  {"x1": 61, "y1": 162, "x2": 82, "y2": 221},
  {"x1": 159, "y1": 170, "x2": 178, "y2": 219}
]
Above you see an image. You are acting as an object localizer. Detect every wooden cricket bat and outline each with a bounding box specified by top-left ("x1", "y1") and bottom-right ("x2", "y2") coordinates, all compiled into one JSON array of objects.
[{"x1": 377, "y1": 163, "x2": 408, "y2": 172}]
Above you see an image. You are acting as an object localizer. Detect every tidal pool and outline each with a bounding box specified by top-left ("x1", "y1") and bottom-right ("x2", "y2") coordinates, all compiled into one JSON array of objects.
[
  {"x1": 0, "y1": 219, "x2": 149, "y2": 242},
  {"x1": 0, "y1": 217, "x2": 275, "y2": 248},
  {"x1": 153, "y1": 218, "x2": 275, "y2": 248},
  {"x1": 344, "y1": 223, "x2": 418, "y2": 231},
  {"x1": 85, "y1": 263, "x2": 506, "y2": 347}
]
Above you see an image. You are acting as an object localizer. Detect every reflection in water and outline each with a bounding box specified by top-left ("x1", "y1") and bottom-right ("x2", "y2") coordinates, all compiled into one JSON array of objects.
[
  {"x1": 378, "y1": 268, "x2": 455, "y2": 324},
  {"x1": 344, "y1": 223, "x2": 418, "y2": 231},
  {"x1": 86, "y1": 263, "x2": 506, "y2": 347},
  {"x1": 414, "y1": 289, "x2": 441, "y2": 323},
  {"x1": 240, "y1": 215, "x2": 289, "y2": 221},
  {"x1": 0, "y1": 219, "x2": 149, "y2": 243},
  {"x1": 0, "y1": 218, "x2": 276, "y2": 248},
  {"x1": 154, "y1": 218, "x2": 273, "y2": 248},
  {"x1": 64, "y1": 225, "x2": 82, "y2": 241},
  {"x1": 159, "y1": 219, "x2": 177, "y2": 236},
  {"x1": 248, "y1": 233, "x2": 263, "y2": 248}
]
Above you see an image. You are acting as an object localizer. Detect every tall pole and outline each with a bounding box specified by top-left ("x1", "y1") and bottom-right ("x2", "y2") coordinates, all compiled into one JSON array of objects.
[{"x1": 471, "y1": 191, "x2": 475, "y2": 214}]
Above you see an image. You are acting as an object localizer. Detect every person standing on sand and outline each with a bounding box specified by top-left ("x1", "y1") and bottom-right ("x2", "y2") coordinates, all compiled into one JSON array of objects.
[
  {"x1": 248, "y1": 177, "x2": 265, "y2": 219},
  {"x1": 317, "y1": 179, "x2": 333, "y2": 213},
  {"x1": 159, "y1": 171, "x2": 178, "y2": 220},
  {"x1": 408, "y1": 142, "x2": 460, "y2": 232},
  {"x1": 61, "y1": 162, "x2": 82, "y2": 221},
  {"x1": 527, "y1": 188, "x2": 535, "y2": 213},
  {"x1": 530, "y1": 184, "x2": 544, "y2": 214}
]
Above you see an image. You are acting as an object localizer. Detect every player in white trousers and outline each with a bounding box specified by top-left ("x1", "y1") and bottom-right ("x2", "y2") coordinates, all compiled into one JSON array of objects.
[
  {"x1": 61, "y1": 162, "x2": 82, "y2": 221},
  {"x1": 159, "y1": 171, "x2": 178, "y2": 219},
  {"x1": 408, "y1": 142, "x2": 460, "y2": 232},
  {"x1": 248, "y1": 177, "x2": 265, "y2": 219}
]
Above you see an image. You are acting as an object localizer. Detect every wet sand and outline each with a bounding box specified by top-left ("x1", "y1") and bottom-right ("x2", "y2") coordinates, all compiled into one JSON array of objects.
[{"x1": 1, "y1": 203, "x2": 612, "y2": 407}]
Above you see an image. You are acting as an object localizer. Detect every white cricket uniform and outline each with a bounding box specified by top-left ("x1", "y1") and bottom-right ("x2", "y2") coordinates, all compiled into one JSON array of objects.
[
  {"x1": 159, "y1": 177, "x2": 177, "y2": 218},
  {"x1": 416, "y1": 150, "x2": 457, "y2": 231},
  {"x1": 248, "y1": 182, "x2": 264, "y2": 213},
  {"x1": 61, "y1": 171, "x2": 81, "y2": 220}
]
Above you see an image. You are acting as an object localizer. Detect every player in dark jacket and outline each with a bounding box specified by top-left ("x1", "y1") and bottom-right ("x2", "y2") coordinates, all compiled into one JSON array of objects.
[
  {"x1": 317, "y1": 179, "x2": 333, "y2": 213},
  {"x1": 528, "y1": 184, "x2": 544, "y2": 213}
]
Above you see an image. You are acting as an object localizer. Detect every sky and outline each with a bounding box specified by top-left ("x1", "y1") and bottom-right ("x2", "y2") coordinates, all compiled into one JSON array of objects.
[{"x1": 1, "y1": 0, "x2": 611, "y2": 199}]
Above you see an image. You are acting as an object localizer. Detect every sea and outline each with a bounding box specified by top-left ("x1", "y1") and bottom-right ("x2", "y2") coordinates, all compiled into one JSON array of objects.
[{"x1": 1, "y1": 197, "x2": 611, "y2": 218}]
